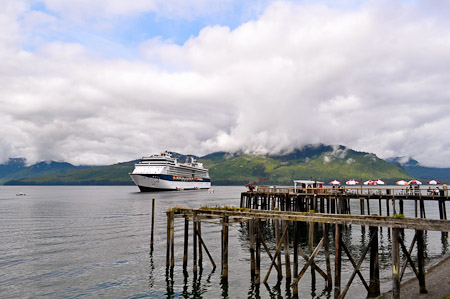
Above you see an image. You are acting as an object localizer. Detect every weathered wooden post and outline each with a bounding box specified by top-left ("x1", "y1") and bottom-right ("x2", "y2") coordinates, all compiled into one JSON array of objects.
[
  {"x1": 292, "y1": 221, "x2": 299, "y2": 297},
  {"x1": 222, "y1": 215, "x2": 229, "y2": 280},
  {"x1": 392, "y1": 198, "x2": 397, "y2": 215},
  {"x1": 392, "y1": 228, "x2": 400, "y2": 299},
  {"x1": 323, "y1": 223, "x2": 332, "y2": 290},
  {"x1": 255, "y1": 218, "x2": 261, "y2": 285},
  {"x1": 420, "y1": 200, "x2": 426, "y2": 218},
  {"x1": 386, "y1": 199, "x2": 390, "y2": 216},
  {"x1": 275, "y1": 219, "x2": 283, "y2": 279},
  {"x1": 166, "y1": 211, "x2": 171, "y2": 269},
  {"x1": 443, "y1": 200, "x2": 447, "y2": 220},
  {"x1": 249, "y1": 218, "x2": 256, "y2": 279},
  {"x1": 309, "y1": 222, "x2": 316, "y2": 286},
  {"x1": 283, "y1": 220, "x2": 291, "y2": 281},
  {"x1": 378, "y1": 198, "x2": 382, "y2": 216},
  {"x1": 439, "y1": 200, "x2": 444, "y2": 219},
  {"x1": 193, "y1": 212, "x2": 198, "y2": 274},
  {"x1": 334, "y1": 224, "x2": 342, "y2": 298},
  {"x1": 183, "y1": 216, "x2": 189, "y2": 271},
  {"x1": 368, "y1": 226, "x2": 380, "y2": 297},
  {"x1": 198, "y1": 219, "x2": 203, "y2": 269},
  {"x1": 360, "y1": 198, "x2": 365, "y2": 215},
  {"x1": 170, "y1": 211, "x2": 175, "y2": 275},
  {"x1": 151, "y1": 198, "x2": 155, "y2": 253},
  {"x1": 415, "y1": 199, "x2": 418, "y2": 218},
  {"x1": 416, "y1": 230, "x2": 428, "y2": 294}
]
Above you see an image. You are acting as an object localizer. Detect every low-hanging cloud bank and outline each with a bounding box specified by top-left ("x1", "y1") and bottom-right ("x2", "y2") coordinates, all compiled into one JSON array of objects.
[{"x1": 1, "y1": 0, "x2": 450, "y2": 166}]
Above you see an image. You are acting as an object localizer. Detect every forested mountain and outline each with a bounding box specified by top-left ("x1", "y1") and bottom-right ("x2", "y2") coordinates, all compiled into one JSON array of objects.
[{"x1": 3, "y1": 144, "x2": 443, "y2": 186}]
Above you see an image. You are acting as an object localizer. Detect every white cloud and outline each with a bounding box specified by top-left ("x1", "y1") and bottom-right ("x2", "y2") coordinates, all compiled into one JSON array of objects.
[{"x1": 1, "y1": 0, "x2": 450, "y2": 167}]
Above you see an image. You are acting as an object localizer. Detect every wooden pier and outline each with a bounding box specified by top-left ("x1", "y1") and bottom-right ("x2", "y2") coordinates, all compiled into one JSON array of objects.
[
  {"x1": 166, "y1": 206, "x2": 450, "y2": 299},
  {"x1": 240, "y1": 186, "x2": 449, "y2": 220}
]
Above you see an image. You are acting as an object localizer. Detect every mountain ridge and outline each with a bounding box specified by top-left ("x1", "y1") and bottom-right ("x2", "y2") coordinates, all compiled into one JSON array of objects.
[{"x1": 2, "y1": 145, "x2": 449, "y2": 186}]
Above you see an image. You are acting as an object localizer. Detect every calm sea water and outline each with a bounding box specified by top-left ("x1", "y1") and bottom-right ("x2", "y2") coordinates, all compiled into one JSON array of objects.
[{"x1": 0, "y1": 186, "x2": 448, "y2": 298}]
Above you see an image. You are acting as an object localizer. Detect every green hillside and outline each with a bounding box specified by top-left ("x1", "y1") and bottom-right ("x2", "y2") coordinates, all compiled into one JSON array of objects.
[
  {"x1": 0, "y1": 161, "x2": 92, "y2": 184},
  {"x1": 5, "y1": 161, "x2": 137, "y2": 185},
  {"x1": 201, "y1": 145, "x2": 412, "y2": 185},
  {"x1": 3, "y1": 145, "x2": 413, "y2": 186}
]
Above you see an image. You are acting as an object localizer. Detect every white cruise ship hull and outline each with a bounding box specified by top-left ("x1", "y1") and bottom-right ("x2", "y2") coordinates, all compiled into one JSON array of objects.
[{"x1": 130, "y1": 174, "x2": 211, "y2": 192}]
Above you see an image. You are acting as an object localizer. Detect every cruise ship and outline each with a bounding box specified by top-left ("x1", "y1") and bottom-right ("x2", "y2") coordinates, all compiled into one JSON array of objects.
[{"x1": 129, "y1": 151, "x2": 211, "y2": 191}]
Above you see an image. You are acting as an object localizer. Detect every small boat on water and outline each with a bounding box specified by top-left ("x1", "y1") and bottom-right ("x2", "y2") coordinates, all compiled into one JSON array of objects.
[
  {"x1": 16, "y1": 192, "x2": 26, "y2": 196},
  {"x1": 129, "y1": 151, "x2": 211, "y2": 192}
]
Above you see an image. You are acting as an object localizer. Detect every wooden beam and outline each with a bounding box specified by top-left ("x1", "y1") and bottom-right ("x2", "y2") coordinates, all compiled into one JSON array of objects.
[
  {"x1": 171, "y1": 207, "x2": 450, "y2": 232},
  {"x1": 264, "y1": 224, "x2": 288, "y2": 283}
]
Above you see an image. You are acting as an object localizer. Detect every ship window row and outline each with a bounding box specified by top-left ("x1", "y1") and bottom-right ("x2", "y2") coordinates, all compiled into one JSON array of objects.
[
  {"x1": 168, "y1": 166, "x2": 206, "y2": 173},
  {"x1": 169, "y1": 171, "x2": 205, "y2": 177}
]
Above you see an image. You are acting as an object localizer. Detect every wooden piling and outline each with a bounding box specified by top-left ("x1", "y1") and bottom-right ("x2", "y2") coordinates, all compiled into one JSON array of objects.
[
  {"x1": 415, "y1": 199, "x2": 418, "y2": 218},
  {"x1": 183, "y1": 217, "x2": 189, "y2": 271},
  {"x1": 309, "y1": 222, "x2": 316, "y2": 286},
  {"x1": 360, "y1": 199, "x2": 365, "y2": 215},
  {"x1": 420, "y1": 200, "x2": 426, "y2": 218},
  {"x1": 443, "y1": 200, "x2": 447, "y2": 220},
  {"x1": 170, "y1": 211, "x2": 175, "y2": 274},
  {"x1": 151, "y1": 198, "x2": 155, "y2": 253},
  {"x1": 392, "y1": 228, "x2": 401, "y2": 299},
  {"x1": 222, "y1": 215, "x2": 229, "y2": 280},
  {"x1": 275, "y1": 219, "x2": 283, "y2": 279},
  {"x1": 255, "y1": 219, "x2": 261, "y2": 285},
  {"x1": 166, "y1": 211, "x2": 172, "y2": 269},
  {"x1": 416, "y1": 230, "x2": 427, "y2": 294},
  {"x1": 193, "y1": 212, "x2": 198, "y2": 274},
  {"x1": 378, "y1": 198, "x2": 382, "y2": 216},
  {"x1": 198, "y1": 219, "x2": 203, "y2": 268},
  {"x1": 335, "y1": 224, "x2": 342, "y2": 298},
  {"x1": 283, "y1": 220, "x2": 291, "y2": 281},
  {"x1": 386, "y1": 199, "x2": 390, "y2": 216},
  {"x1": 250, "y1": 218, "x2": 256, "y2": 279},
  {"x1": 392, "y1": 198, "x2": 397, "y2": 215},
  {"x1": 368, "y1": 226, "x2": 380, "y2": 297},
  {"x1": 292, "y1": 221, "x2": 299, "y2": 297},
  {"x1": 323, "y1": 223, "x2": 332, "y2": 290}
]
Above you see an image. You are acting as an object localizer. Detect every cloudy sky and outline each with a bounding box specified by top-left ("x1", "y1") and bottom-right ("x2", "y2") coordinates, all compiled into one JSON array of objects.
[{"x1": 1, "y1": 0, "x2": 450, "y2": 166}]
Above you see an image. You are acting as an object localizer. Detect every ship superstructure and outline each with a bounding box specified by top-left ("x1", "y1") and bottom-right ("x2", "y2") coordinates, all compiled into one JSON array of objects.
[{"x1": 129, "y1": 151, "x2": 211, "y2": 191}]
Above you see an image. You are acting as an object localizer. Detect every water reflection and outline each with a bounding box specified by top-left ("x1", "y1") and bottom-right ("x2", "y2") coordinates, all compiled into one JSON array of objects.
[
  {"x1": 220, "y1": 277, "x2": 229, "y2": 298},
  {"x1": 234, "y1": 218, "x2": 448, "y2": 298},
  {"x1": 442, "y1": 233, "x2": 448, "y2": 255},
  {"x1": 148, "y1": 252, "x2": 155, "y2": 289},
  {"x1": 165, "y1": 271, "x2": 174, "y2": 298}
]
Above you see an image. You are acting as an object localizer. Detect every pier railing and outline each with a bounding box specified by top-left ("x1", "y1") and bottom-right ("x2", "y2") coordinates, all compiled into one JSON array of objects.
[{"x1": 256, "y1": 185, "x2": 449, "y2": 198}]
